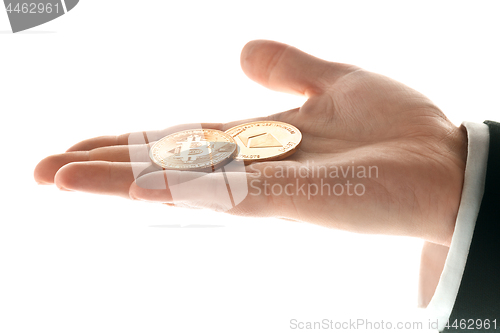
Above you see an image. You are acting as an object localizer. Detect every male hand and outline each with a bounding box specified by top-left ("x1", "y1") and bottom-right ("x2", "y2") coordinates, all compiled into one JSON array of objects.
[{"x1": 34, "y1": 40, "x2": 467, "y2": 247}]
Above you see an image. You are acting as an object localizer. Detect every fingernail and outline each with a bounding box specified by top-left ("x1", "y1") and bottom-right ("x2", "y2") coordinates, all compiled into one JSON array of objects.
[
  {"x1": 58, "y1": 186, "x2": 74, "y2": 192},
  {"x1": 129, "y1": 192, "x2": 143, "y2": 201}
]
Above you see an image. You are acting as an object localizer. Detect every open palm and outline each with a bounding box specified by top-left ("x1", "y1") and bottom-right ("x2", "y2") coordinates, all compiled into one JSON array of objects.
[{"x1": 34, "y1": 40, "x2": 467, "y2": 246}]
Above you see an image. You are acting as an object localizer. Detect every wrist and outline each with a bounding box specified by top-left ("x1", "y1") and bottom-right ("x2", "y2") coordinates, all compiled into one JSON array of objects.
[
  {"x1": 452, "y1": 124, "x2": 469, "y2": 169},
  {"x1": 442, "y1": 124, "x2": 469, "y2": 246}
]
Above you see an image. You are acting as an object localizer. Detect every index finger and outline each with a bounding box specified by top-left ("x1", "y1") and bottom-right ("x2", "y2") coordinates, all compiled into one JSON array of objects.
[
  {"x1": 65, "y1": 116, "x2": 286, "y2": 152},
  {"x1": 66, "y1": 122, "x2": 225, "y2": 152}
]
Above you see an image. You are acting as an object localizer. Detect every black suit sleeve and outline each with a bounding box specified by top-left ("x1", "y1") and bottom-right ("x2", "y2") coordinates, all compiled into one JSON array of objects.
[{"x1": 443, "y1": 121, "x2": 500, "y2": 332}]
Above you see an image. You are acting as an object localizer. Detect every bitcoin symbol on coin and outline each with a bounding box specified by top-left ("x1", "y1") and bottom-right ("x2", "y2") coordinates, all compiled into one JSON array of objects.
[
  {"x1": 149, "y1": 129, "x2": 237, "y2": 171},
  {"x1": 175, "y1": 135, "x2": 213, "y2": 162}
]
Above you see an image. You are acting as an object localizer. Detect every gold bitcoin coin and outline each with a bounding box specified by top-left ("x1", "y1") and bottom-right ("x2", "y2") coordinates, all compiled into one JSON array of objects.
[
  {"x1": 149, "y1": 129, "x2": 237, "y2": 171},
  {"x1": 225, "y1": 121, "x2": 302, "y2": 162}
]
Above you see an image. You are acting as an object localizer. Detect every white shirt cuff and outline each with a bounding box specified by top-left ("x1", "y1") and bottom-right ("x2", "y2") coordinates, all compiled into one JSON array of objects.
[{"x1": 425, "y1": 121, "x2": 490, "y2": 331}]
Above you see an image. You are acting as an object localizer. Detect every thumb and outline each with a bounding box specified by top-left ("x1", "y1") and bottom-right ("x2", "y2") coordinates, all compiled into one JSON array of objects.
[{"x1": 240, "y1": 40, "x2": 358, "y2": 97}]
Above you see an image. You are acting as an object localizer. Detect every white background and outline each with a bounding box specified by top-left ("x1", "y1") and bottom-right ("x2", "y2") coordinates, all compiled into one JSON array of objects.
[{"x1": 1, "y1": 1, "x2": 499, "y2": 332}]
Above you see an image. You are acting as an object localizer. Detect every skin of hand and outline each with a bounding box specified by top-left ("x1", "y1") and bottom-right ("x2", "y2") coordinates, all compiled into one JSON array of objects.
[
  {"x1": 418, "y1": 241, "x2": 449, "y2": 308},
  {"x1": 34, "y1": 39, "x2": 468, "y2": 248}
]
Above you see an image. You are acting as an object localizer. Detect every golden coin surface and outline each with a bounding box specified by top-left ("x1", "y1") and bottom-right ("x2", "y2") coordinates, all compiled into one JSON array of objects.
[
  {"x1": 149, "y1": 129, "x2": 237, "y2": 171},
  {"x1": 225, "y1": 121, "x2": 302, "y2": 162}
]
